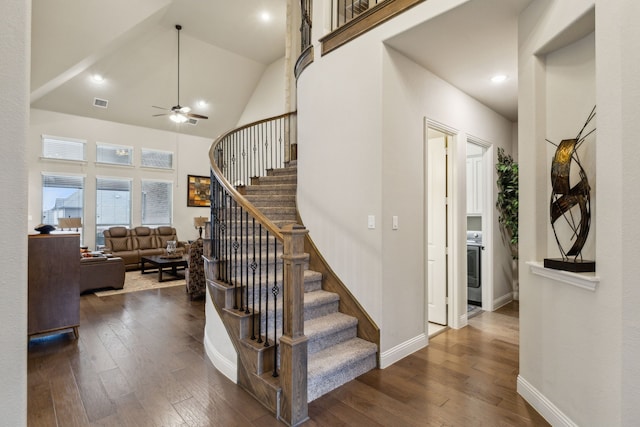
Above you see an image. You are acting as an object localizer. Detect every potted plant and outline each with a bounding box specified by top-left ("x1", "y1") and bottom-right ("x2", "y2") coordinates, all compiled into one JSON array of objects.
[
  {"x1": 496, "y1": 148, "x2": 519, "y2": 258},
  {"x1": 496, "y1": 148, "x2": 519, "y2": 299}
]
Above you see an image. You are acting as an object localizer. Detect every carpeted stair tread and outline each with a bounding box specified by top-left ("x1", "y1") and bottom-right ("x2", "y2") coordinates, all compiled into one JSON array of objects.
[
  {"x1": 256, "y1": 175, "x2": 297, "y2": 185},
  {"x1": 304, "y1": 312, "x2": 358, "y2": 354},
  {"x1": 302, "y1": 290, "x2": 339, "y2": 308},
  {"x1": 304, "y1": 312, "x2": 356, "y2": 341},
  {"x1": 307, "y1": 337, "x2": 378, "y2": 401}
]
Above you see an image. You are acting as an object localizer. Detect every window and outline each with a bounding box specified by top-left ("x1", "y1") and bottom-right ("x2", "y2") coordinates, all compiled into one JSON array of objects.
[
  {"x1": 42, "y1": 135, "x2": 86, "y2": 161},
  {"x1": 141, "y1": 149, "x2": 173, "y2": 169},
  {"x1": 42, "y1": 173, "x2": 85, "y2": 244},
  {"x1": 96, "y1": 143, "x2": 133, "y2": 166},
  {"x1": 141, "y1": 180, "x2": 172, "y2": 226},
  {"x1": 42, "y1": 174, "x2": 84, "y2": 226},
  {"x1": 96, "y1": 177, "x2": 131, "y2": 245}
]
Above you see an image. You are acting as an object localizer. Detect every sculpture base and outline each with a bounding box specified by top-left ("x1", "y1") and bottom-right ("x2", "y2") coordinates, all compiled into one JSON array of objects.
[{"x1": 544, "y1": 258, "x2": 596, "y2": 273}]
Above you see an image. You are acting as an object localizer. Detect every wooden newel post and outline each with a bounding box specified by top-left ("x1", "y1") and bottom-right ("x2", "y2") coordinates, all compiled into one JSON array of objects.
[{"x1": 279, "y1": 223, "x2": 309, "y2": 426}]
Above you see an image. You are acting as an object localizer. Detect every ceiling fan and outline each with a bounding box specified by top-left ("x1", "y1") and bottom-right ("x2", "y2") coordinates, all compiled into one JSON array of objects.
[{"x1": 152, "y1": 24, "x2": 208, "y2": 123}]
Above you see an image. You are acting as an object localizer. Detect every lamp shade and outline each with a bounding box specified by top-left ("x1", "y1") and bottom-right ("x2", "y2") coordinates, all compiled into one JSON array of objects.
[
  {"x1": 58, "y1": 217, "x2": 82, "y2": 229},
  {"x1": 194, "y1": 216, "x2": 208, "y2": 228}
]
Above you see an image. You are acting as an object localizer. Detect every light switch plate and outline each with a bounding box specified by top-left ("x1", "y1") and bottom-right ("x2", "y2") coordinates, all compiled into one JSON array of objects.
[
  {"x1": 368, "y1": 215, "x2": 375, "y2": 229},
  {"x1": 392, "y1": 216, "x2": 399, "y2": 230}
]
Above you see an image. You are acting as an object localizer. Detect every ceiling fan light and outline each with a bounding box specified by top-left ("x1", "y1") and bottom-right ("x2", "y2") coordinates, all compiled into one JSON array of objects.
[
  {"x1": 170, "y1": 113, "x2": 188, "y2": 123},
  {"x1": 179, "y1": 106, "x2": 191, "y2": 113}
]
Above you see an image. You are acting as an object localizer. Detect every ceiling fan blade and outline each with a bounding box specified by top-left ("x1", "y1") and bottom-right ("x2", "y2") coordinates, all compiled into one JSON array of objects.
[
  {"x1": 152, "y1": 105, "x2": 170, "y2": 110},
  {"x1": 152, "y1": 113, "x2": 169, "y2": 117},
  {"x1": 187, "y1": 113, "x2": 208, "y2": 120}
]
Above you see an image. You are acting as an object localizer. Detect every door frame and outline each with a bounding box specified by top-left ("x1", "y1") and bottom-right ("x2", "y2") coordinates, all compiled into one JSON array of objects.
[
  {"x1": 466, "y1": 136, "x2": 495, "y2": 312},
  {"x1": 425, "y1": 118, "x2": 463, "y2": 330}
]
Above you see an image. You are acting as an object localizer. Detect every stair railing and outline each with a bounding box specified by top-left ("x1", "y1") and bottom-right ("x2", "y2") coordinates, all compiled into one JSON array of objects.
[
  {"x1": 321, "y1": 0, "x2": 426, "y2": 55},
  {"x1": 207, "y1": 112, "x2": 308, "y2": 426},
  {"x1": 331, "y1": 0, "x2": 388, "y2": 30}
]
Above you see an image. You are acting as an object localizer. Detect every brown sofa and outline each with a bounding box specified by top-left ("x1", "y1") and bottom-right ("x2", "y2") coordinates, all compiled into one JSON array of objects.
[
  {"x1": 103, "y1": 226, "x2": 185, "y2": 270},
  {"x1": 80, "y1": 256, "x2": 125, "y2": 294}
]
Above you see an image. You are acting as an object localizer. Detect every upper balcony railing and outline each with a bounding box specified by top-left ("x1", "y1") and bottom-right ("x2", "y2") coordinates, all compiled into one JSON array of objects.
[
  {"x1": 331, "y1": 0, "x2": 389, "y2": 31},
  {"x1": 321, "y1": 0, "x2": 426, "y2": 55}
]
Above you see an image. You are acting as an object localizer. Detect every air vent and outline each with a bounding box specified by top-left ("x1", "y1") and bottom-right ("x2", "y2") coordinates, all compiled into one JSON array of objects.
[
  {"x1": 93, "y1": 98, "x2": 108, "y2": 108},
  {"x1": 187, "y1": 118, "x2": 198, "y2": 125}
]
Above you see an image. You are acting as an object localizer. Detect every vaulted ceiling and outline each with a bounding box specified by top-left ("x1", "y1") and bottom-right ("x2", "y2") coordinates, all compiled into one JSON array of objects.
[
  {"x1": 30, "y1": 0, "x2": 287, "y2": 139},
  {"x1": 30, "y1": 0, "x2": 528, "y2": 142}
]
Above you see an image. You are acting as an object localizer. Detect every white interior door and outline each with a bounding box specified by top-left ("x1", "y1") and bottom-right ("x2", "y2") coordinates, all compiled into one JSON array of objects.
[{"x1": 427, "y1": 133, "x2": 447, "y2": 325}]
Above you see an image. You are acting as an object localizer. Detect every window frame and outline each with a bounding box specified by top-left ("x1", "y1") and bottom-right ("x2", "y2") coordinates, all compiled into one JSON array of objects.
[
  {"x1": 41, "y1": 134, "x2": 87, "y2": 162},
  {"x1": 141, "y1": 179, "x2": 173, "y2": 227},
  {"x1": 41, "y1": 172, "x2": 86, "y2": 244},
  {"x1": 95, "y1": 176, "x2": 133, "y2": 246},
  {"x1": 95, "y1": 142, "x2": 134, "y2": 167},
  {"x1": 140, "y1": 148, "x2": 174, "y2": 170}
]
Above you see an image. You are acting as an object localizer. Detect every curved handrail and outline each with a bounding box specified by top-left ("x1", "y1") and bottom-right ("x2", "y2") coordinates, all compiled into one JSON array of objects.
[{"x1": 208, "y1": 112, "x2": 296, "y2": 241}]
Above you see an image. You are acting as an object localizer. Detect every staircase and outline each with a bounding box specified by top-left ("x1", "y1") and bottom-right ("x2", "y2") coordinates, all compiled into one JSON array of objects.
[
  {"x1": 248, "y1": 163, "x2": 377, "y2": 401},
  {"x1": 208, "y1": 162, "x2": 377, "y2": 407},
  {"x1": 206, "y1": 112, "x2": 379, "y2": 425}
]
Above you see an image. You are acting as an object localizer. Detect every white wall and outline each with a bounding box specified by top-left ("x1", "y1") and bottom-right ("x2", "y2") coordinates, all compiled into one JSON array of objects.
[
  {"x1": 236, "y1": 57, "x2": 287, "y2": 126},
  {"x1": 296, "y1": 0, "x2": 514, "y2": 365},
  {"x1": 609, "y1": 2, "x2": 640, "y2": 423},
  {"x1": 381, "y1": 46, "x2": 514, "y2": 337},
  {"x1": 0, "y1": 0, "x2": 29, "y2": 424},
  {"x1": 516, "y1": 0, "x2": 640, "y2": 424},
  {"x1": 29, "y1": 109, "x2": 213, "y2": 247}
]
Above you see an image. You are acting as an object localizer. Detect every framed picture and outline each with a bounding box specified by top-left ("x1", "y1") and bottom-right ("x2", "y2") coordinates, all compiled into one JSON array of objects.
[{"x1": 187, "y1": 175, "x2": 211, "y2": 207}]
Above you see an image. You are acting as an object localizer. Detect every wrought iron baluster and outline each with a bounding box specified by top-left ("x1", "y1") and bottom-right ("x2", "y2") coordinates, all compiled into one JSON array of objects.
[
  {"x1": 264, "y1": 230, "x2": 270, "y2": 347},
  {"x1": 244, "y1": 210, "x2": 250, "y2": 314},
  {"x1": 232, "y1": 197, "x2": 238, "y2": 309},
  {"x1": 272, "y1": 235, "x2": 279, "y2": 377},
  {"x1": 250, "y1": 217, "x2": 257, "y2": 341},
  {"x1": 257, "y1": 224, "x2": 263, "y2": 344}
]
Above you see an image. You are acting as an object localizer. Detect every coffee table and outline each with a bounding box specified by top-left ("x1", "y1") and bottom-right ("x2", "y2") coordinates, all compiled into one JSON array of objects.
[{"x1": 140, "y1": 255, "x2": 188, "y2": 282}]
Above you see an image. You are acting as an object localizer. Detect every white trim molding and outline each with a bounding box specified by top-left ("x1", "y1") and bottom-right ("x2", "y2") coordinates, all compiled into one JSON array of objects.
[
  {"x1": 527, "y1": 261, "x2": 599, "y2": 291},
  {"x1": 493, "y1": 292, "x2": 513, "y2": 311},
  {"x1": 204, "y1": 333, "x2": 237, "y2": 383},
  {"x1": 380, "y1": 333, "x2": 427, "y2": 368},
  {"x1": 517, "y1": 375, "x2": 578, "y2": 427}
]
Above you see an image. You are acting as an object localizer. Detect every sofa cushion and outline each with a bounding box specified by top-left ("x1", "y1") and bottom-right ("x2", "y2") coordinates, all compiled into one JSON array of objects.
[
  {"x1": 134, "y1": 226, "x2": 152, "y2": 236},
  {"x1": 155, "y1": 226, "x2": 177, "y2": 247},
  {"x1": 110, "y1": 237, "x2": 131, "y2": 252},
  {"x1": 109, "y1": 226, "x2": 129, "y2": 238},
  {"x1": 136, "y1": 234, "x2": 155, "y2": 250}
]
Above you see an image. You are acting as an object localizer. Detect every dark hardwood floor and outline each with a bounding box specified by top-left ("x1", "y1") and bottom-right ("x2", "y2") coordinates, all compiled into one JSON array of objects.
[{"x1": 28, "y1": 286, "x2": 548, "y2": 426}]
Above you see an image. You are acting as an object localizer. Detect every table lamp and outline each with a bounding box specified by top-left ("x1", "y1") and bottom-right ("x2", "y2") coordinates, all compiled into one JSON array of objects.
[
  {"x1": 58, "y1": 217, "x2": 82, "y2": 231},
  {"x1": 194, "y1": 216, "x2": 207, "y2": 239}
]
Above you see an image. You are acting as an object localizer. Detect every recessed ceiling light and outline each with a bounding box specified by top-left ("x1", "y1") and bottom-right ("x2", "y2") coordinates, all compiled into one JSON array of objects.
[
  {"x1": 197, "y1": 100, "x2": 208, "y2": 108},
  {"x1": 491, "y1": 74, "x2": 507, "y2": 84},
  {"x1": 92, "y1": 74, "x2": 105, "y2": 83},
  {"x1": 260, "y1": 11, "x2": 271, "y2": 22}
]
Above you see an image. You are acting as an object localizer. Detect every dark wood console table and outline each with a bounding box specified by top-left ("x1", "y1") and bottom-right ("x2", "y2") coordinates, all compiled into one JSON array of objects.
[
  {"x1": 140, "y1": 255, "x2": 187, "y2": 282},
  {"x1": 28, "y1": 234, "x2": 80, "y2": 339}
]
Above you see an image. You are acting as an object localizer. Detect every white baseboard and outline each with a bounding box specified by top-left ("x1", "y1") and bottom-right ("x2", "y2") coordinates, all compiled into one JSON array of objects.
[
  {"x1": 493, "y1": 292, "x2": 513, "y2": 311},
  {"x1": 380, "y1": 333, "x2": 427, "y2": 368},
  {"x1": 204, "y1": 333, "x2": 237, "y2": 383},
  {"x1": 517, "y1": 375, "x2": 577, "y2": 427}
]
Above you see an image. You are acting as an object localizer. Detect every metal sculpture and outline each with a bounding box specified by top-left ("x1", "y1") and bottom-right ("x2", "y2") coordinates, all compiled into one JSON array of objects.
[{"x1": 545, "y1": 106, "x2": 596, "y2": 272}]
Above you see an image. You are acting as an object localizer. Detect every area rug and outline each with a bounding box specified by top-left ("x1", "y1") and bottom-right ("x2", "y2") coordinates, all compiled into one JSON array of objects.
[{"x1": 94, "y1": 271, "x2": 185, "y2": 297}]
